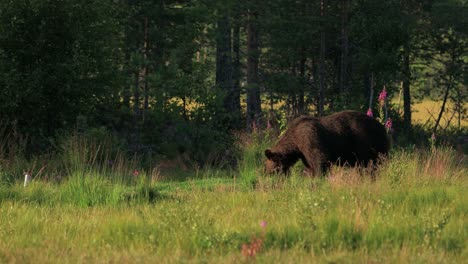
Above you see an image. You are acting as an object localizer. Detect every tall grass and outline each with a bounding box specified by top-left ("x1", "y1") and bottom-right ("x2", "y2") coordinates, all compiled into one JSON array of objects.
[
  {"x1": 0, "y1": 131, "x2": 466, "y2": 262},
  {"x1": 0, "y1": 132, "x2": 163, "y2": 207},
  {"x1": 237, "y1": 131, "x2": 275, "y2": 187}
]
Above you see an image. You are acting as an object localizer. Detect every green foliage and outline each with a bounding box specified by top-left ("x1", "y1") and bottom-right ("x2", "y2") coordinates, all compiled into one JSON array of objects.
[
  {"x1": 0, "y1": 145, "x2": 466, "y2": 262},
  {"x1": 0, "y1": 0, "x2": 466, "y2": 164},
  {"x1": 0, "y1": 0, "x2": 122, "y2": 148},
  {"x1": 238, "y1": 131, "x2": 276, "y2": 186}
]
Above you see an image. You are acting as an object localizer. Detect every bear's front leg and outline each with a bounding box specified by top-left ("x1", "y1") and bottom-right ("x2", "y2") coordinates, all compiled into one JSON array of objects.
[
  {"x1": 302, "y1": 167, "x2": 318, "y2": 177},
  {"x1": 300, "y1": 148, "x2": 325, "y2": 177}
]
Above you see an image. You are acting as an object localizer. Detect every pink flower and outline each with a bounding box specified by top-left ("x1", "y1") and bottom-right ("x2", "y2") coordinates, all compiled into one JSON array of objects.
[
  {"x1": 385, "y1": 118, "x2": 392, "y2": 130},
  {"x1": 378, "y1": 86, "x2": 387, "y2": 102},
  {"x1": 366, "y1": 108, "x2": 373, "y2": 118},
  {"x1": 133, "y1": 170, "x2": 139, "y2": 177},
  {"x1": 260, "y1": 221, "x2": 267, "y2": 228},
  {"x1": 431, "y1": 132, "x2": 436, "y2": 141}
]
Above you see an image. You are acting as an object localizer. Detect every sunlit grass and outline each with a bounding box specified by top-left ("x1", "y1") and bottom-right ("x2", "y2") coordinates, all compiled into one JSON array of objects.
[
  {"x1": 0, "y1": 140, "x2": 467, "y2": 263},
  {"x1": 400, "y1": 99, "x2": 467, "y2": 127}
]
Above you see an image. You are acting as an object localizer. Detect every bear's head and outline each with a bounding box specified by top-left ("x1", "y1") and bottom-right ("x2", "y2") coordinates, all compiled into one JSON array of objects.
[{"x1": 264, "y1": 149, "x2": 289, "y2": 174}]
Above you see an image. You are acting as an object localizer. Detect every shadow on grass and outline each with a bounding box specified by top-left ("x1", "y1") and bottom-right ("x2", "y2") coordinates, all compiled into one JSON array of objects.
[{"x1": 0, "y1": 183, "x2": 175, "y2": 207}]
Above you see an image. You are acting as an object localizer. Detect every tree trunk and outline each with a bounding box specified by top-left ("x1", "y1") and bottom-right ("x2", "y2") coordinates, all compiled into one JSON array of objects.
[
  {"x1": 318, "y1": 0, "x2": 326, "y2": 116},
  {"x1": 123, "y1": 3, "x2": 132, "y2": 109},
  {"x1": 216, "y1": 14, "x2": 233, "y2": 114},
  {"x1": 297, "y1": 1, "x2": 307, "y2": 114},
  {"x1": 143, "y1": 16, "x2": 150, "y2": 113},
  {"x1": 291, "y1": 63, "x2": 297, "y2": 115},
  {"x1": 339, "y1": 0, "x2": 349, "y2": 98},
  {"x1": 455, "y1": 84, "x2": 461, "y2": 129},
  {"x1": 143, "y1": 67, "x2": 149, "y2": 113},
  {"x1": 309, "y1": 56, "x2": 317, "y2": 112},
  {"x1": 133, "y1": 71, "x2": 140, "y2": 116},
  {"x1": 433, "y1": 75, "x2": 452, "y2": 134},
  {"x1": 402, "y1": 48, "x2": 411, "y2": 127},
  {"x1": 433, "y1": 47, "x2": 459, "y2": 134},
  {"x1": 123, "y1": 47, "x2": 131, "y2": 108},
  {"x1": 246, "y1": 6, "x2": 261, "y2": 128},
  {"x1": 182, "y1": 95, "x2": 187, "y2": 121},
  {"x1": 368, "y1": 72, "x2": 374, "y2": 109},
  {"x1": 232, "y1": 17, "x2": 241, "y2": 116},
  {"x1": 298, "y1": 48, "x2": 306, "y2": 114}
]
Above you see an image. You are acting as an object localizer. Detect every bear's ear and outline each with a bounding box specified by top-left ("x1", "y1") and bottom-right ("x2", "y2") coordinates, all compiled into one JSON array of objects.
[{"x1": 265, "y1": 149, "x2": 276, "y2": 159}]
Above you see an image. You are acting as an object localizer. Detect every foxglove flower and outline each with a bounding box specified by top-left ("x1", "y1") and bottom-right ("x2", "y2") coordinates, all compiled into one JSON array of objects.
[
  {"x1": 385, "y1": 118, "x2": 392, "y2": 130},
  {"x1": 378, "y1": 86, "x2": 388, "y2": 102}
]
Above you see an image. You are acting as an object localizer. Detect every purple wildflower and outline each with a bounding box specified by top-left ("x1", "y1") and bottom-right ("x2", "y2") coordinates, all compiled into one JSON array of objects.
[
  {"x1": 366, "y1": 108, "x2": 373, "y2": 118},
  {"x1": 378, "y1": 86, "x2": 388, "y2": 102},
  {"x1": 260, "y1": 221, "x2": 267, "y2": 228},
  {"x1": 431, "y1": 132, "x2": 436, "y2": 142},
  {"x1": 133, "y1": 170, "x2": 140, "y2": 177},
  {"x1": 385, "y1": 118, "x2": 392, "y2": 130}
]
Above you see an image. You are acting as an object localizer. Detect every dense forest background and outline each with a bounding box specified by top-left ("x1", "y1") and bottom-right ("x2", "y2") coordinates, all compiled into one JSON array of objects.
[{"x1": 0, "y1": 0, "x2": 466, "y2": 166}]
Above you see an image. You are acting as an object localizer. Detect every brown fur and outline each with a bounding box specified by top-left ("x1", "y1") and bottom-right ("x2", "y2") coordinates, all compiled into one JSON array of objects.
[{"x1": 264, "y1": 111, "x2": 389, "y2": 176}]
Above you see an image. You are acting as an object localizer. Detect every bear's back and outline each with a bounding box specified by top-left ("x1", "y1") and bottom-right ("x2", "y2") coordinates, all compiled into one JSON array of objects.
[
  {"x1": 317, "y1": 111, "x2": 384, "y2": 135},
  {"x1": 285, "y1": 111, "x2": 388, "y2": 152},
  {"x1": 319, "y1": 111, "x2": 389, "y2": 160}
]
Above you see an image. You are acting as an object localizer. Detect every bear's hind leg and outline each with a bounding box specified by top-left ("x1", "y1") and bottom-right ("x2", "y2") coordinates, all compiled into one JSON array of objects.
[{"x1": 320, "y1": 162, "x2": 331, "y2": 175}]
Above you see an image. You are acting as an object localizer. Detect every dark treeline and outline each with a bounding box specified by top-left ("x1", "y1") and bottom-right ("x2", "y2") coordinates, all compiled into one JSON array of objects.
[{"x1": 0, "y1": 0, "x2": 466, "y2": 164}]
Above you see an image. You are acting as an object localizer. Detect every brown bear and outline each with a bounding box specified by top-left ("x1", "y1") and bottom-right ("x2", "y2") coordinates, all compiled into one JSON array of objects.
[{"x1": 264, "y1": 110, "x2": 389, "y2": 175}]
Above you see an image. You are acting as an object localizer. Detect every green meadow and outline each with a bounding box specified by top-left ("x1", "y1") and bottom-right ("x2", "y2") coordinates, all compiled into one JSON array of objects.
[
  {"x1": 0, "y1": 135, "x2": 466, "y2": 263},
  {"x1": 1, "y1": 0, "x2": 466, "y2": 262}
]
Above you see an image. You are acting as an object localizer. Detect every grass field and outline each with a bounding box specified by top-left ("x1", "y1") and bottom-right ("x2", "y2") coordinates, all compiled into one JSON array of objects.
[
  {"x1": 0, "y1": 134, "x2": 467, "y2": 263},
  {"x1": 397, "y1": 99, "x2": 467, "y2": 128}
]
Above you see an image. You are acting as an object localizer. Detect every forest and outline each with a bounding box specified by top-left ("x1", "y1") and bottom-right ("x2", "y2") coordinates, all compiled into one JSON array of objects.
[
  {"x1": 0, "y1": 0, "x2": 466, "y2": 163},
  {"x1": 0, "y1": 0, "x2": 467, "y2": 262}
]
